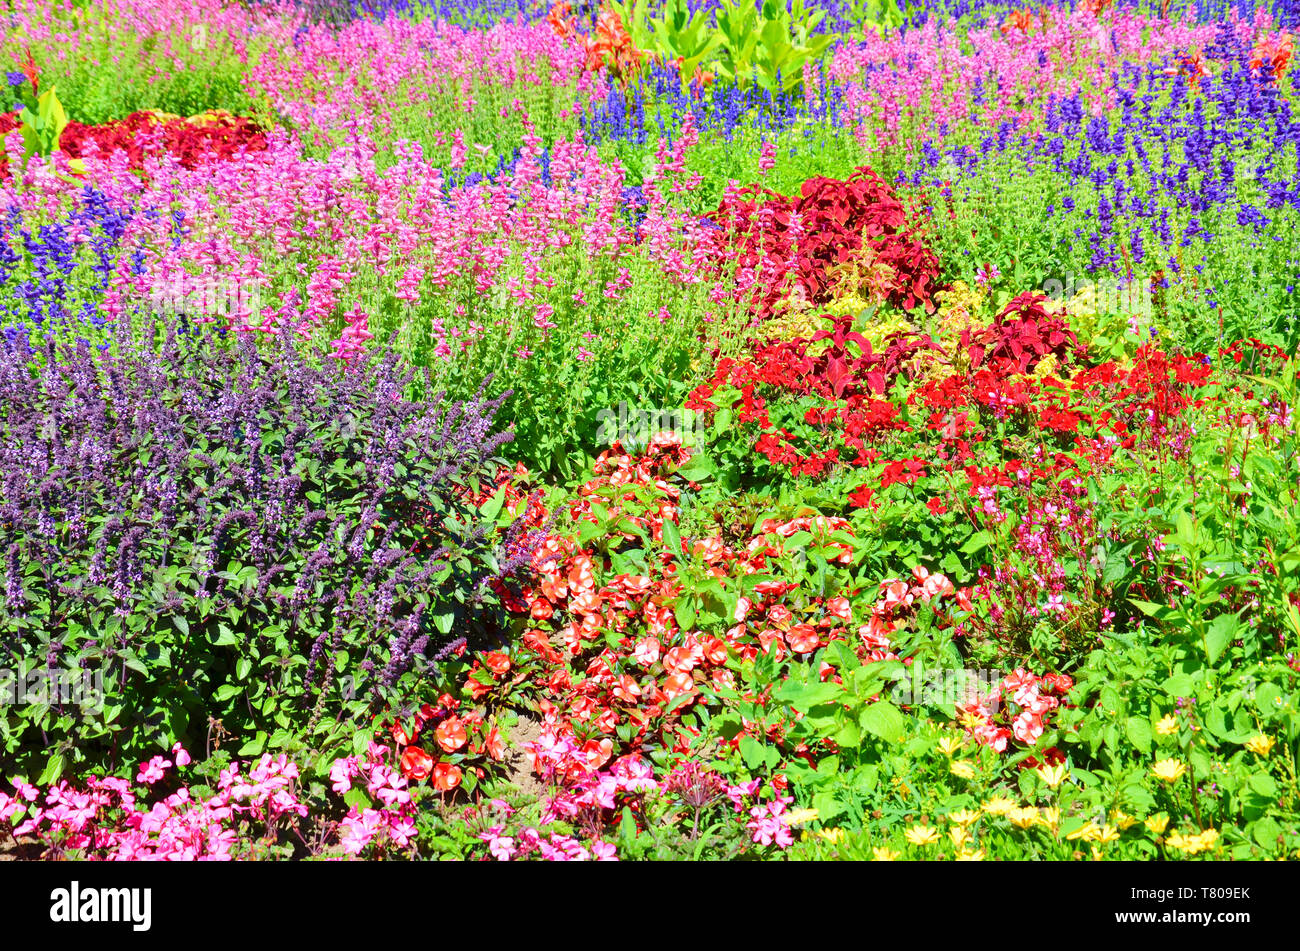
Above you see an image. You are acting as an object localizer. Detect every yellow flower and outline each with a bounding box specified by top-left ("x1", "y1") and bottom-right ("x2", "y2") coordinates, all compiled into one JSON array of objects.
[
  {"x1": 1066, "y1": 821, "x2": 1101, "y2": 842},
  {"x1": 815, "y1": 827, "x2": 845, "y2": 844},
  {"x1": 1039, "y1": 807, "x2": 1061, "y2": 831},
  {"x1": 1096, "y1": 825, "x2": 1121, "y2": 844},
  {"x1": 948, "y1": 808, "x2": 981, "y2": 827},
  {"x1": 1245, "y1": 735, "x2": 1275, "y2": 758},
  {"x1": 956, "y1": 848, "x2": 986, "y2": 861},
  {"x1": 958, "y1": 711, "x2": 985, "y2": 732},
  {"x1": 1008, "y1": 807, "x2": 1039, "y2": 829},
  {"x1": 1155, "y1": 714, "x2": 1179, "y2": 736},
  {"x1": 1193, "y1": 828, "x2": 1220, "y2": 852},
  {"x1": 1090, "y1": 845, "x2": 1105, "y2": 861},
  {"x1": 1151, "y1": 759, "x2": 1187, "y2": 783},
  {"x1": 785, "y1": 808, "x2": 820, "y2": 826},
  {"x1": 1144, "y1": 813, "x2": 1170, "y2": 835},
  {"x1": 948, "y1": 826, "x2": 971, "y2": 849},
  {"x1": 937, "y1": 735, "x2": 963, "y2": 756},
  {"x1": 1166, "y1": 828, "x2": 1218, "y2": 855},
  {"x1": 983, "y1": 796, "x2": 1016, "y2": 817},
  {"x1": 872, "y1": 845, "x2": 901, "y2": 861},
  {"x1": 949, "y1": 761, "x2": 976, "y2": 780},
  {"x1": 904, "y1": 825, "x2": 940, "y2": 847},
  {"x1": 1037, "y1": 763, "x2": 1069, "y2": 788},
  {"x1": 1110, "y1": 809, "x2": 1137, "y2": 831}
]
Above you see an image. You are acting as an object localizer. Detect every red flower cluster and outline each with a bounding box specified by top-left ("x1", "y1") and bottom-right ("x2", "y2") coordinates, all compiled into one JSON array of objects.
[
  {"x1": 463, "y1": 434, "x2": 879, "y2": 771},
  {"x1": 382, "y1": 693, "x2": 507, "y2": 790}
]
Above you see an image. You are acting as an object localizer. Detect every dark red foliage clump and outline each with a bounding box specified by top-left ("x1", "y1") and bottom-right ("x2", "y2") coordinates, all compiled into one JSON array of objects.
[
  {"x1": 0, "y1": 109, "x2": 268, "y2": 179},
  {"x1": 962, "y1": 292, "x2": 1087, "y2": 375},
  {"x1": 707, "y1": 167, "x2": 944, "y2": 318},
  {"x1": 60, "y1": 110, "x2": 269, "y2": 168}
]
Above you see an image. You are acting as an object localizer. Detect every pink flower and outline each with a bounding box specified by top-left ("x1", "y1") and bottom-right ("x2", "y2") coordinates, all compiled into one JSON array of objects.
[
  {"x1": 171, "y1": 743, "x2": 192, "y2": 768},
  {"x1": 480, "y1": 826, "x2": 517, "y2": 860},
  {"x1": 136, "y1": 756, "x2": 172, "y2": 786}
]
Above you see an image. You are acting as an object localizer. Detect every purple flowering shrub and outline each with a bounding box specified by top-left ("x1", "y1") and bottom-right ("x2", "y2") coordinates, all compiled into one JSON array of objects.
[{"x1": 0, "y1": 317, "x2": 534, "y2": 781}]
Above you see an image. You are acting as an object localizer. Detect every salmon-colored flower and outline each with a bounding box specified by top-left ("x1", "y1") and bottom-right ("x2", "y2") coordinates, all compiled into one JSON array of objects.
[
  {"x1": 435, "y1": 715, "x2": 468, "y2": 753},
  {"x1": 431, "y1": 761, "x2": 462, "y2": 792},
  {"x1": 400, "y1": 746, "x2": 434, "y2": 781},
  {"x1": 485, "y1": 726, "x2": 506, "y2": 761},
  {"x1": 787, "y1": 624, "x2": 820, "y2": 654}
]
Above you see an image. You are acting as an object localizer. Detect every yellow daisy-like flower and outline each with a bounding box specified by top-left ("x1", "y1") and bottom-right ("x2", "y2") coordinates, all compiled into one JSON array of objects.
[
  {"x1": 1037, "y1": 763, "x2": 1069, "y2": 788},
  {"x1": 937, "y1": 735, "x2": 963, "y2": 756},
  {"x1": 1066, "y1": 821, "x2": 1101, "y2": 842},
  {"x1": 1095, "y1": 825, "x2": 1121, "y2": 845},
  {"x1": 982, "y1": 796, "x2": 1016, "y2": 817},
  {"x1": 904, "y1": 825, "x2": 940, "y2": 847},
  {"x1": 948, "y1": 808, "x2": 981, "y2": 827},
  {"x1": 1090, "y1": 845, "x2": 1105, "y2": 861},
  {"x1": 1110, "y1": 809, "x2": 1137, "y2": 831},
  {"x1": 1166, "y1": 828, "x2": 1218, "y2": 855},
  {"x1": 1244, "y1": 735, "x2": 1275, "y2": 758},
  {"x1": 1008, "y1": 807, "x2": 1039, "y2": 829},
  {"x1": 958, "y1": 711, "x2": 985, "y2": 732},
  {"x1": 1196, "y1": 828, "x2": 1220, "y2": 850},
  {"x1": 956, "y1": 848, "x2": 986, "y2": 861},
  {"x1": 1144, "y1": 813, "x2": 1170, "y2": 835},
  {"x1": 785, "y1": 808, "x2": 820, "y2": 826},
  {"x1": 949, "y1": 761, "x2": 977, "y2": 780},
  {"x1": 1165, "y1": 831, "x2": 1194, "y2": 852},
  {"x1": 872, "y1": 845, "x2": 901, "y2": 861},
  {"x1": 948, "y1": 826, "x2": 971, "y2": 849},
  {"x1": 1039, "y1": 807, "x2": 1061, "y2": 831},
  {"x1": 1155, "y1": 714, "x2": 1179, "y2": 736},
  {"x1": 1151, "y1": 758, "x2": 1187, "y2": 783}
]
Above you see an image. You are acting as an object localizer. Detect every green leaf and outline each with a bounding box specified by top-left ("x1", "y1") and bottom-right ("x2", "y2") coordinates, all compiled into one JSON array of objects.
[
  {"x1": 238, "y1": 732, "x2": 268, "y2": 756},
  {"x1": 1252, "y1": 816, "x2": 1281, "y2": 850},
  {"x1": 1125, "y1": 716, "x2": 1152, "y2": 754},
  {"x1": 1161, "y1": 673, "x2": 1197, "y2": 698},
  {"x1": 773, "y1": 679, "x2": 841, "y2": 710},
  {"x1": 36, "y1": 752, "x2": 66, "y2": 785},
  {"x1": 1248, "y1": 772, "x2": 1278, "y2": 797},
  {"x1": 859, "y1": 701, "x2": 906, "y2": 743},
  {"x1": 1130, "y1": 598, "x2": 1171, "y2": 620},
  {"x1": 1205, "y1": 612, "x2": 1238, "y2": 663},
  {"x1": 739, "y1": 735, "x2": 771, "y2": 770},
  {"x1": 480, "y1": 485, "x2": 507, "y2": 523},
  {"x1": 1254, "y1": 682, "x2": 1283, "y2": 716}
]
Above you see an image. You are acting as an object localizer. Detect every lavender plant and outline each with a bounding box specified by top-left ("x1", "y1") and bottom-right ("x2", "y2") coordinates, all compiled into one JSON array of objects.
[{"x1": 0, "y1": 315, "x2": 532, "y2": 780}]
